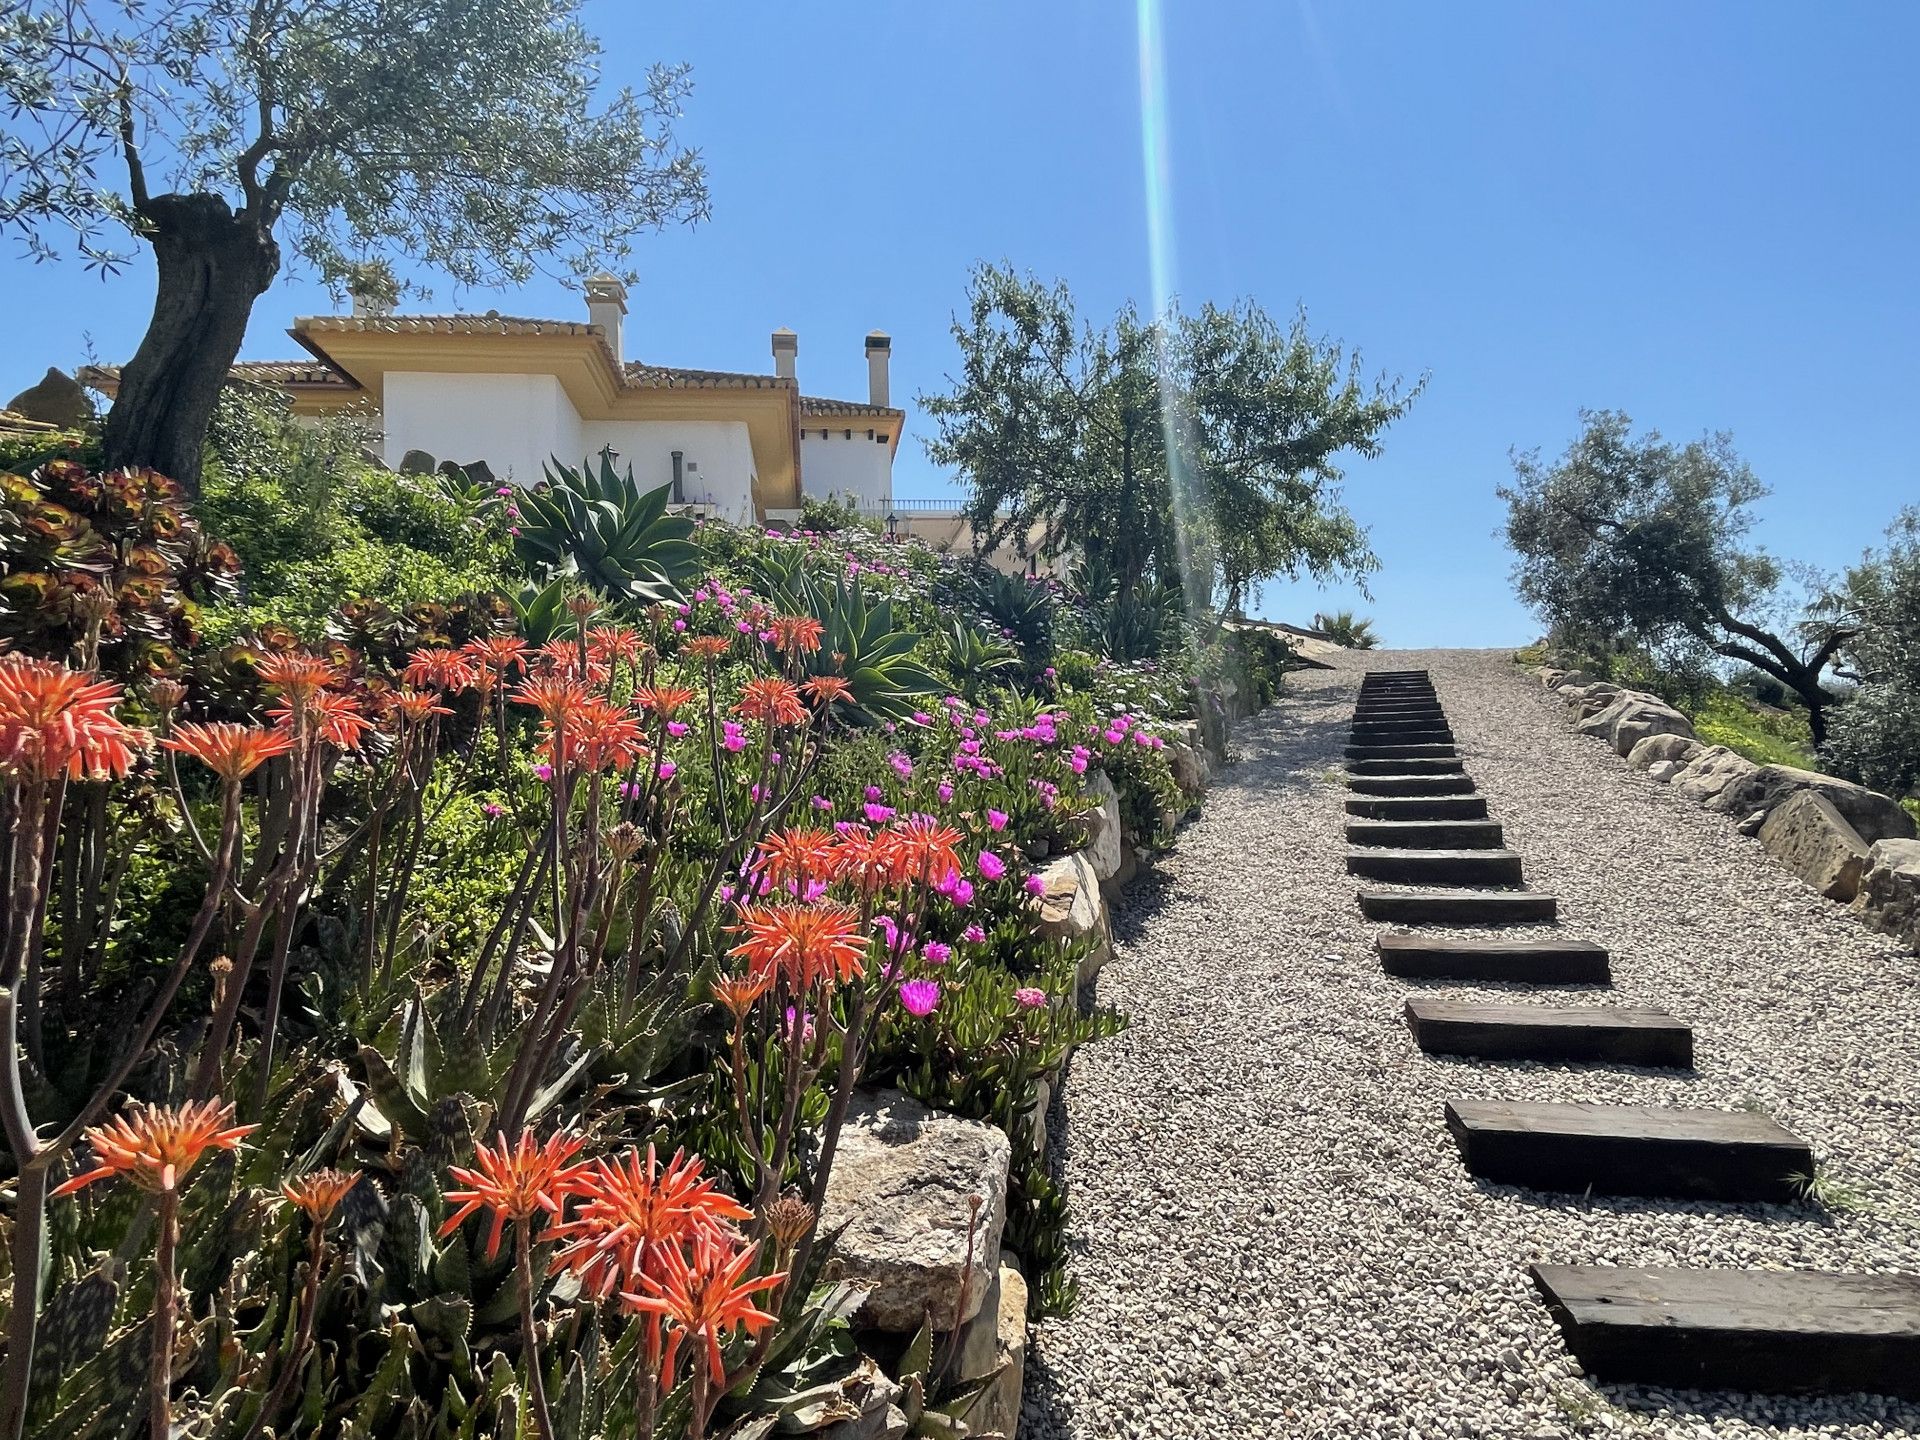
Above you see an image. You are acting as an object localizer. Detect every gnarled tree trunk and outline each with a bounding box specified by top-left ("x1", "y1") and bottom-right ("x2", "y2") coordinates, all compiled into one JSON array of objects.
[{"x1": 100, "y1": 193, "x2": 279, "y2": 496}]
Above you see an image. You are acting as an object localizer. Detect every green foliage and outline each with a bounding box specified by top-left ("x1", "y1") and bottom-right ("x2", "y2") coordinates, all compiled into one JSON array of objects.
[
  {"x1": 1818, "y1": 508, "x2": 1920, "y2": 795},
  {"x1": 970, "y1": 566, "x2": 1055, "y2": 661},
  {"x1": 1501, "y1": 409, "x2": 1851, "y2": 740},
  {"x1": 198, "y1": 388, "x2": 516, "y2": 639},
  {"x1": 797, "y1": 493, "x2": 882, "y2": 536},
  {"x1": 513, "y1": 452, "x2": 701, "y2": 606},
  {"x1": 1315, "y1": 608, "x2": 1378, "y2": 649},
  {"x1": 1691, "y1": 690, "x2": 1815, "y2": 769},
  {"x1": 0, "y1": 0, "x2": 709, "y2": 284},
  {"x1": 1088, "y1": 581, "x2": 1185, "y2": 662},
  {"x1": 929, "y1": 617, "x2": 1022, "y2": 699},
  {"x1": 923, "y1": 261, "x2": 1421, "y2": 614}
]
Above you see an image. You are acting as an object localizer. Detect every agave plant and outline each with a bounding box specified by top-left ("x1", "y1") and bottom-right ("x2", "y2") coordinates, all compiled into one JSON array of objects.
[
  {"x1": 745, "y1": 551, "x2": 941, "y2": 722},
  {"x1": 513, "y1": 451, "x2": 701, "y2": 605},
  {"x1": 1091, "y1": 582, "x2": 1184, "y2": 662},
  {"x1": 970, "y1": 568, "x2": 1052, "y2": 662},
  {"x1": 930, "y1": 617, "x2": 1022, "y2": 700}
]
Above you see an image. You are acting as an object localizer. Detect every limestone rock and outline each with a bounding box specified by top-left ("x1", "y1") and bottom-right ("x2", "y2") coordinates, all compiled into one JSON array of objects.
[
  {"x1": 1574, "y1": 693, "x2": 1692, "y2": 756},
  {"x1": 1717, "y1": 765, "x2": 1918, "y2": 845},
  {"x1": 1535, "y1": 666, "x2": 1568, "y2": 687},
  {"x1": 1758, "y1": 790, "x2": 1872, "y2": 901},
  {"x1": 6, "y1": 367, "x2": 91, "y2": 428},
  {"x1": 1851, "y1": 839, "x2": 1920, "y2": 950},
  {"x1": 818, "y1": 1090, "x2": 1011, "y2": 1332},
  {"x1": 1670, "y1": 747, "x2": 1761, "y2": 807},
  {"x1": 1627, "y1": 733, "x2": 1702, "y2": 771},
  {"x1": 957, "y1": 1250, "x2": 1028, "y2": 1440},
  {"x1": 1647, "y1": 759, "x2": 1684, "y2": 784},
  {"x1": 1032, "y1": 851, "x2": 1111, "y2": 985},
  {"x1": 1077, "y1": 769, "x2": 1123, "y2": 883},
  {"x1": 1559, "y1": 682, "x2": 1623, "y2": 717},
  {"x1": 1167, "y1": 738, "x2": 1209, "y2": 794},
  {"x1": 1546, "y1": 669, "x2": 1595, "y2": 691}
]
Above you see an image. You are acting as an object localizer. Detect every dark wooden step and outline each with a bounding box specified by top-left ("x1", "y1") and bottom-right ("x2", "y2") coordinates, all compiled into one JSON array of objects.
[
  {"x1": 1349, "y1": 848, "x2": 1523, "y2": 885},
  {"x1": 1444, "y1": 1099, "x2": 1811, "y2": 1202},
  {"x1": 1406, "y1": 999, "x2": 1691, "y2": 1066},
  {"x1": 1348, "y1": 774, "x2": 1477, "y2": 797},
  {"x1": 1349, "y1": 726, "x2": 1455, "y2": 743},
  {"x1": 1532, "y1": 1265, "x2": 1920, "y2": 1399},
  {"x1": 1378, "y1": 931, "x2": 1607, "y2": 982},
  {"x1": 1347, "y1": 818, "x2": 1504, "y2": 848},
  {"x1": 1347, "y1": 756, "x2": 1465, "y2": 777},
  {"x1": 1345, "y1": 743, "x2": 1458, "y2": 762},
  {"x1": 1351, "y1": 717, "x2": 1448, "y2": 731},
  {"x1": 1347, "y1": 795, "x2": 1490, "y2": 821},
  {"x1": 1359, "y1": 889, "x2": 1556, "y2": 924}
]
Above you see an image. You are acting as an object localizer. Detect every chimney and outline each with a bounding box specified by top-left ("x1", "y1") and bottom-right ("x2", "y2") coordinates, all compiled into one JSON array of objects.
[
  {"x1": 584, "y1": 273, "x2": 628, "y2": 367},
  {"x1": 865, "y1": 330, "x2": 891, "y2": 408},
  {"x1": 346, "y1": 263, "x2": 396, "y2": 318},
  {"x1": 771, "y1": 327, "x2": 797, "y2": 381}
]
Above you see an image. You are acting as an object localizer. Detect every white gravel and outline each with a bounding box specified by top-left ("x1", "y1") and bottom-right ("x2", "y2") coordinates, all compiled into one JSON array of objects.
[{"x1": 1024, "y1": 648, "x2": 1920, "y2": 1440}]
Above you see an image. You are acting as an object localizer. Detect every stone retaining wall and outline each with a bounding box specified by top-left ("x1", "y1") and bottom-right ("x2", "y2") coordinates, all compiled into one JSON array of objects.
[{"x1": 1531, "y1": 665, "x2": 1920, "y2": 950}]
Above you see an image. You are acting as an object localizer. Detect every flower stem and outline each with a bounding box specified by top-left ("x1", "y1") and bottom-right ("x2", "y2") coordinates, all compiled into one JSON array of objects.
[
  {"x1": 149, "y1": 1188, "x2": 179, "y2": 1440},
  {"x1": 515, "y1": 1224, "x2": 556, "y2": 1440}
]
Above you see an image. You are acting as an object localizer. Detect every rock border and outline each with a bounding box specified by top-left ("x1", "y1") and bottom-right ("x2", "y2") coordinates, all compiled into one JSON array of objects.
[{"x1": 1528, "y1": 664, "x2": 1920, "y2": 950}]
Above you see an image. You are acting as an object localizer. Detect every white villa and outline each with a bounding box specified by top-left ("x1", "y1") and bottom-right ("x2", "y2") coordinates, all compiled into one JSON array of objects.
[{"x1": 87, "y1": 276, "x2": 902, "y2": 528}]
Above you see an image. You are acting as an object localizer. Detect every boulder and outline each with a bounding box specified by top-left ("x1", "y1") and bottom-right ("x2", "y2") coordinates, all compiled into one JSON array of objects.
[
  {"x1": 1851, "y1": 839, "x2": 1920, "y2": 950},
  {"x1": 1559, "y1": 682, "x2": 1622, "y2": 717},
  {"x1": 1716, "y1": 766, "x2": 1918, "y2": 845},
  {"x1": 1647, "y1": 759, "x2": 1685, "y2": 784},
  {"x1": 6, "y1": 367, "x2": 91, "y2": 428},
  {"x1": 1627, "y1": 733, "x2": 1703, "y2": 771},
  {"x1": 1032, "y1": 851, "x2": 1111, "y2": 985},
  {"x1": 1076, "y1": 769, "x2": 1123, "y2": 883},
  {"x1": 1167, "y1": 738, "x2": 1209, "y2": 794},
  {"x1": 1547, "y1": 669, "x2": 1595, "y2": 691},
  {"x1": 956, "y1": 1251, "x2": 1028, "y2": 1440},
  {"x1": 1573, "y1": 693, "x2": 1692, "y2": 755},
  {"x1": 1757, "y1": 791, "x2": 1873, "y2": 901},
  {"x1": 1535, "y1": 666, "x2": 1569, "y2": 688},
  {"x1": 818, "y1": 1090, "x2": 1011, "y2": 1332},
  {"x1": 1670, "y1": 747, "x2": 1761, "y2": 808}
]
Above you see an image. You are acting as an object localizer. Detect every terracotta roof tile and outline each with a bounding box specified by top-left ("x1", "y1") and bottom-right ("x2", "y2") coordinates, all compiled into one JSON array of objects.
[
  {"x1": 298, "y1": 312, "x2": 600, "y2": 338},
  {"x1": 79, "y1": 360, "x2": 354, "y2": 390},
  {"x1": 623, "y1": 362, "x2": 793, "y2": 391},
  {"x1": 799, "y1": 396, "x2": 903, "y2": 420}
]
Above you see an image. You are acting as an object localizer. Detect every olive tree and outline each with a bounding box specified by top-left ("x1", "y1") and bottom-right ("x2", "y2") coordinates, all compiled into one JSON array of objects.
[
  {"x1": 0, "y1": 0, "x2": 709, "y2": 492},
  {"x1": 921, "y1": 262, "x2": 1421, "y2": 615},
  {"x1": 1818, "y1": 509, "x2": 1920, "y2": 793},
  {"x1": 1501, "y1": 409, "x2": 1854, "y2": 744}
]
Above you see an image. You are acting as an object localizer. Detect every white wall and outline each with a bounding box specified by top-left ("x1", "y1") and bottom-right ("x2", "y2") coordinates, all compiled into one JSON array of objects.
[
  {"x1": 581, "y1": 420, "x2": 757, "y2": 525},
  {"x1": 382, "y1": 372, "x2": 580, "y2": 486},
  {"x1": 800, "y1": 431, "x2": 892, "y2": 509}
]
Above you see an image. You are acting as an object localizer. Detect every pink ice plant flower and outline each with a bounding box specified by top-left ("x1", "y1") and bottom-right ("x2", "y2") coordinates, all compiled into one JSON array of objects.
[
  {"x1": 1015, "y1": 987, "x2": 1047, "y2": 1009},
  {"x1": 1024, "y1": 873, "x2": 1047, "y2": 897},
  {"x1": 963, "y1": 924, "x2": 986, "y2": 944},
  {"x1": 898, "y1": 980, "x2": 941, "y2": 1017},
  {"x1": 864, "y1": 802, "x2": 895, "y2": 824},
  {"x1": 977, "y1": 850, "x2": 1007, "y2": 881},
  {"x1": 921, "y1": 941, "x2": 951, "y2": 965},
  {"x1": 987, "y1": 809, "x2": 1008, "y2": 832}
]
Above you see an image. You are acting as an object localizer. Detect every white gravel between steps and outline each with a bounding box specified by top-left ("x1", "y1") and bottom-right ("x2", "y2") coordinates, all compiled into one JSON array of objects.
[{"x1": 1022, "y1": 647, "x2": 1920, "y2": 1440}]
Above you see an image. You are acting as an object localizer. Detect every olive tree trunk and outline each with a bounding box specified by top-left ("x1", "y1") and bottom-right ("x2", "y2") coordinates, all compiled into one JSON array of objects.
[{"x1": 99, "y1": 193, "x2": 279, "y2": 496}]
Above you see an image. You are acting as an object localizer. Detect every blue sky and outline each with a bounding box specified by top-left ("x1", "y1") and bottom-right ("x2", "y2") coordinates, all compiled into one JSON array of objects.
[{"x1": 5, "y1": 2, "x2": 1917, "y2": 646}]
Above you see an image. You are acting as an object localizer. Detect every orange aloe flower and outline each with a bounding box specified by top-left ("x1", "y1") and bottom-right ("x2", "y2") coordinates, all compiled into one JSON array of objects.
[
  {"x1": 727, "y1": 902, "x2": 867, "y2": 989},
  {"x1": 0, "y1": 656, "x2": 147, "y2": 782},
  {"x1": 461, "y1": 634, "x2": 530, "y2": 678},
  {"x1": 871, "y1": 815, "x2": 965, "y2": 891},
  {"x1": 545, "y1": 699, "x2": 649, "y2": 774},
  {"x1": 586, "y1": 624, "x2": 647, "y2": 666},
  {"x1": 621, "y1": 1235, "x2": 784, "y2": 1386},
  {"x1": 734, "y1": 677, "x2": 807, "y2": 728},
  {"x1": 754, "y1": 828, "x2": 842, "y2": 890},
  {"x1": 548, "y1": 1145, "x2": 750, "y2": 1298},
  {"x1": 388, "y1": 689, "x2": 454, "y2": 726},
  {"x1": 768, "y1": 615, "x2": 825, "y2": 656},
  {"x1": 403, "y1": 646, "x2": 479, "y2": 693},
  {"x1": 682, "y1": 635, "x2": 734, "y2": 665},
  {"x1": 273, "y1": 689, "x2": 372, "y2": 751},
  {"x1": 511, "y1": 674, "x2": 592, "y2": 724},
  {"x1": 254, "y1": 652, "x2": 339, "y2": 701},
  {"x1": 282, "y1": 1168, "x2": 362, "y2": 1222},
  {"x1": 438, "y1": 1130, "x2": 586, "y2": 1261},
  {"x1": 161, "y1": 721, "x2": 294, "y2": 783},
  {"x1": 634, "y1": 684, "x2": 699, "y2": 719},
  {"x1": 799, "y1": 674, "x2": 854, "y2": 710},
  {"x1": 53, "y1": 1099, "x2": 256, "y2": 1197},
  {"x1": 710, "y1": 972, "x2": 772, "y2": 1023},
  {"x1": 533, "y1": 638, "x2": 608, "y2": 684}
]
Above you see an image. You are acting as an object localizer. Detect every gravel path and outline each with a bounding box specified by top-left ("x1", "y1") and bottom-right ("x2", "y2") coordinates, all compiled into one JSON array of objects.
[{"x1": 1023, "y1": 648, "x2": 1920, "y2": 1440}]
